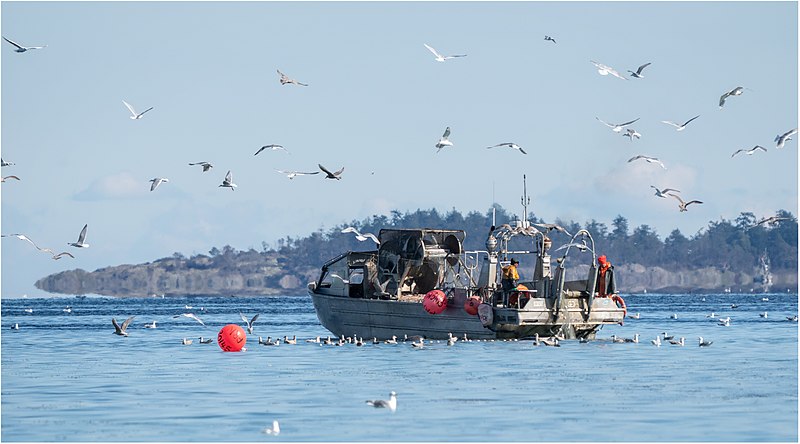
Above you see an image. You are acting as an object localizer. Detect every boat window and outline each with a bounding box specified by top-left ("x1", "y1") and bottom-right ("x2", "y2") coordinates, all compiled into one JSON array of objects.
[
  {"x1": 349, "y1": 268, "x2": 364, "y2": 285},
  {"x1": 320, "y1": 259, "x2": 348, "y2": 287}
]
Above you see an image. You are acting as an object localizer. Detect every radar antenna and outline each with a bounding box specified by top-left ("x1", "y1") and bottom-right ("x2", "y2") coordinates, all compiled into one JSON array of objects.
[{"x1": 520, "y1": 174, "x2": 531, "y2": 228}]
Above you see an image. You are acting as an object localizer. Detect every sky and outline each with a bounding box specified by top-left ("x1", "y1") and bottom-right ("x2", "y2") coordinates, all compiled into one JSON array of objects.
[{"x1": 1, "y1": 1, "x2": 797, "y2": 298}]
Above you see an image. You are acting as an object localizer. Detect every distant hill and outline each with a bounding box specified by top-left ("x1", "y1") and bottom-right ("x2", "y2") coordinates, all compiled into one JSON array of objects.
[{"x1": 35, "y1": 206, "x2": 798, "y2": 296}]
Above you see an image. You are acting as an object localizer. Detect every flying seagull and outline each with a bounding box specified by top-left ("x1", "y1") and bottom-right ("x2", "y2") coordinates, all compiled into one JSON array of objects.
[
  {"x1": 628, "y1": 155, "x2": 666, "y2": 170},
  {"x1": 319, "y1": 164, "x2": 344, "y2": 180},
  {"x1": 254, "y1": 144, "x2": 288, "y2": 155},
  {"x1": 122, "y1": 100, "x2": 154, "y2": 120},
  {"x1": 366, "y1": 391, "x2": 397, "y2": 411},
  {"x1": 51, "y1": 251, "x2": 75, "y2": 260},
  {"x1": 754, "y1": 215, "x2": 791, "y2": 227},
  {"x1": 276, "y1": 169, "x2": 319, "y2": 179},
  {"x1": 188, "y1": 162, "x2": 213, "y2": 172},
  {"x1": 627, "y1": 62, "x2": 651, "y2": 78},
  {"x1": 112, "y1": 316, "x2": 136, "y2": 336},
  {"x1": 533, "y1": 223, "x2": 571, "y2": 237},
  {"x1": 149, "y1": 177, "x2": 169, "y2": 191},
  {"x1": 650, "y1": 186, "x2": 680, "y2": 198},
  {"x1": 341, "y1": 226, "x2": 380, "y2": 244},
  {"x1": 2, "y1": 233, "x2": 55, "y2": 255},
  {"x1": 544, "y1": 35, "x2": 556, "y2": 44},
  {"x1": 277, "y1": 69, "x2": 308, "y2": 86},
  {"x1": 775, "y1": 128, "x2": 798, "y2": 149},
  {"x1": 239, "y1": 312, "x2": 260, "y2": 335},
  {"x1": 719, "y1": 86, "x2": 745, "y2": 108},
  {"x1": 219, "y1": 170, "x2": 237, "y2": 190},
  {"x1": 1, "y1": 158, "x2": 14, "y2": 167},
  {"x1": 2, "y1": 175, "x2": 20, "y2": 182},
  {"x1": 622, "y1": 128, "x2": 641, "y2": 140},
  {"x1": 554, "y1": 240, "x2": 594, "y2": 254},
  {"x1": 172, "y1": 313, "x2": 205, "y2": 326},
  {"x1": 436, "y1": 127, "x2": 453, "y2": 152},
  {"x1": 661, "y1": 115, "x2": 700, "y2": 131},
  {"x1": 487, "y1": 142, "x2": 527, "y2": 155},
  {"x1": 590, "y1": 60, "x2": 627, "y2": 80},
  {"x1": 596, "y1": 117, "x2": 640, "y2": 133},
  {"x1": 68, "y1": 224, "x2": 89, "y2": 248},
  {"x1": 423, "y1": 43, "x2": 466, "y2": 62},
  {"x1": 668, "y1": 193, "x2": 703, "y2": 212},
  {"x1": 731, "y1": 145, "x2": 767, "y2": 158},
  {"x1": 3, "y1": 36, "x2": 46, "y2": 52}
]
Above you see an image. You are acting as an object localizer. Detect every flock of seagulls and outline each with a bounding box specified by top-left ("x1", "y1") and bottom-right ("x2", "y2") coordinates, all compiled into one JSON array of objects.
[{"x1": 1, "y1": 223, "x2": 88, "y2": 260}]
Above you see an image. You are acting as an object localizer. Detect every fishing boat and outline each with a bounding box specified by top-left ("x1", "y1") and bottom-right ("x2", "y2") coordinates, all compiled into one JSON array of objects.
[{"x1": 308, "y1": 178, "x2": 627, "y2": 340}]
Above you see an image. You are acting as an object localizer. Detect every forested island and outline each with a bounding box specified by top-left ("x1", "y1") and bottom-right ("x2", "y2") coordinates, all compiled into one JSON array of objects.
[{"x1": 35, "y1": 206, "x2": 798, "y2": 296}]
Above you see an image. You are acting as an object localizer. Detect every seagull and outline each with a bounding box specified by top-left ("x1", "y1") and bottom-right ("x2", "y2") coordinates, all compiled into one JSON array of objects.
[
  {"x1": 149, "y1": 177, "x2": 169, "y2": 191},
  {"x1": 719, "y1": 86, "x2": 745, "y2": 108},
  {"x1": 283, "y1": 335, "x2": 297, "y2": 345},
  {"x1": 262, "y1": 420, "x2": 280, "y2": 436},
  {"x1": 122, "y1": 100, "x2": 154, "y2": 120},
  {"x1": 411, "y1": 338, "x2": 425, "y2": 348},
  {"x1": 1, "y1": 158, "x2": 14, "y2": 167},
  {"x1": 731, "y1": 145, "x2": 767, "y2": 158},
  {"x1": 759, "y1": 311, "x2": 768, "y2": 318},
  {"x1": 596, "y1": 117, "x2": 640, "y2": 133},
  {"x1": 366, "y1": 391, "x2": 397, "y2": 411},
  {"x1": 219, "y1": 170, "x2": 237, "y2": 190},
  {"x1": 188, "y1": 162, "x2": 213, "y2": 172},
  {"x1": 435, "y1": 127, "x2": 453, "y2": 152},
  {"x1": 590, "y1": 60, "x2": 627, "y2": 80},
  {"x1": 277, "y1": 69, "x2": 308, "y2": 86},
  {"x1": 730, "y1": 304, "x2": 739, "y2": 309},
  {"x1": 628, "y1": 313, "x2": 641, "y2": 319},
  {"x1": 254, "y1": 144, "x2": 288, "y2": 156},
  {"x1": 276, "y1": 169, "x2": 319, "y2": 180},
  {"x1": 533, "y1": 223, "x2": 571, "y2": 237},
  {"x1": 698, "y1": 337, "x2": 713, "y2": 347},
  {"x1": 662, "y1": 332, "x2": 675, "y2": 341},
  {"x1": 112, "y1": 316, "x2": 136, "y2": 336},
  {"x1": 622, "y1": 128, "x2": 641, "y2": 140},
  {"x1": 68, "y1": 224, "x2": 90, "y2": 248},
  {"x1": 143, "y1": 321, "x2": 157, "y2": 328},
  {"x1": 667, "y1": 193, "x2": 703, "y2": 212},
  {"x1": 627, "y1": 62, "x2": 651, "y2": 78},
  {"x1": 624, "y1": 333, "x2": 640, "y2": 343},
  {"x1": 306, "y1": 336, "x2": 321, "y2": 343},
  {"x1": 628, "y1": 155, "x2": 666, "y2": 170},
  {"x1": 775, "y1": 128, "x2": 798, "y2": 148},
  {"x1": 63, "y1": 306, "x2": 72, "y2": 314},
  {"x1": 650, "y1": 186, "x2": 681, "y2": 198},
  {"x1": 706, "y1": 312, "x2": 716, "y2": 318},
  {"x1": 239, "y1": 312, "x2": 260, "y2": 334},
  {"x1": 198, "y1": 337, "x2": 213, "y2": 344},
  {"x1": 651, "y1": 336, "x2": 661, "y2": 346},
  {"x1": 754, "y1": 215, "x2": 791, "y2": 227},
  {"x1": 544, "y1": 35, "x2": 557, "y2": 44},
  {"x1": 3, "y1": 36, "x2": 46, "y2": 52},
  {"x1": 2, "y1": 233, "x2": 55, "y2": 255},
  {"x1": 661, "y1": 115, "x2": 700, "y2": 131},
  {"x1": 487, "y1": 142, "x2": 527, "y2": 155},
  {"x1": 172, "y1": 313, "x2": 205, "y2": 326},
  {"x1": 786, "y1": 315, "x2": 798, "y2": 322},
  {"x1": 1, "y1": 175, "x2": 20, "y2": 182},
  {"x1": 668, "y1": 337, "x2": 685, "y2": 346},
  {"x1": 669, "y1": 313, "x2": 678, "y2": 319},
  {"x1": 51, "y1": 251, "x2": 75, "y2": 260},
  {"x1": 423, "y1": 43, "x2": 466, "y2": 62},
  {"x1": 341, "y1": 226, "x2": 379, "y2": 244},
  {"x1": 319, "y1": 164, "x2": 344, "y2": 180},
  {"x1": 384, "y1": 335, "x2": 398, "y2": 344},
  {"x1": 181, "y1": 338, "x2": 193, "y2": 345},
  {"x1": 541, "y1": 336, "x2": 560, "y2": 347},
  {"x1": 10, "y1": 323, "x2": 19, "y2": 330}
]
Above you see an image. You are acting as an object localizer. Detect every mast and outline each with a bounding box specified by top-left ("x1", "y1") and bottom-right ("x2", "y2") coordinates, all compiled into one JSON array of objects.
[{"x1": 520, "y1": 174, "x2": 530, "y2": 228}]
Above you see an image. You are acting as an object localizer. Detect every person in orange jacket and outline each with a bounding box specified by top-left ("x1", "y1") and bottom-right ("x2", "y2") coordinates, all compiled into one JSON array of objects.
[{"x1": 596, "y1": 255, "x2": 617, "y2": 297}]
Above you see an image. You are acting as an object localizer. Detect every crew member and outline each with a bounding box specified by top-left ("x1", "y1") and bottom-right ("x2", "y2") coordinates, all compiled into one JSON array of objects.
[
  {"x1": 596, "y1": 255, "x2": 617, "y2": 297},
  {"x1": 502, "y1": 258, "x2": 520, "y2": 293}
]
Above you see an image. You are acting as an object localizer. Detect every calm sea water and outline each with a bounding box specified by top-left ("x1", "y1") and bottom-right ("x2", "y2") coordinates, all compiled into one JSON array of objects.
[{"x1": 1, "y1": 293, "x2": 797, "y2": 442}]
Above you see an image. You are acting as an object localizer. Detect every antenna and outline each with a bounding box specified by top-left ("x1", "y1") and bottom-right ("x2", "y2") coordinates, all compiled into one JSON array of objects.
[{"x1": 520, "y1": 174, "x2": 531, "y2": 226}]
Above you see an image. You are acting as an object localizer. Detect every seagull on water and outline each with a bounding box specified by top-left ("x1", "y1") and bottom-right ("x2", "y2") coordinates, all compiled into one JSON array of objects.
[
  {"x1": 544, "y1": 35, "x2": 557, "y2": 44},
  {"x1": 262, "y1": 420, "x2": 280, "y2": 436},
  {"x1": 624, "y1": 333, "x2": 640, "y2": 343},
  {"x1": 411, "y1": 338, "x2": 425, "y2": 348},
  {"x1": 149, "y1": 177, "x2": 169, "y2": 191},
  {"x1": 276, "y1": 169, "x2": 319, "y2": 180},
  {"x1": 319, "y1": 164, "x2": 344, "y2": 180},
  {"x1": 669, "y1": 313, "x2": 678, "y2": 319},
  {"x1": 661, "y1": 115, "x2": 700, "y2": 131},
  {"x1": 731, "y1": 145, "x2": 767, "y2": 158},
  {"x1": 366, "y1": 391, "x2": 397, "y2": 411},
  {"x1": 667, "y1": 193, "x2": 703, "y2": 212},
  {"x1": 341, "y1": 226, "x2": 379, "y2": 244},
  {"x1": 173, "y1": 313, "x2": 205, "y2": 326},
  {"x1": 144, "y1": 321, "x2": 157, "y2": 328},
  {"x1": 719, "y1": 86, "x2": 745, "y2": 108},
  {"x1": 219, "y1": 170, "x2": 237, "y2": 190},
  {"x1": 698, "y1": 337, "x2": 713, "y2": 347},
  {"x1": 487, "y1": 142, "x2": 527, "y2": 155},
  {"x1": 198, "y1": 337, "x2": 213, "y2": 344},
  {"x1": 254, "y1": 144, "x2": 288, "y2": 156},
  {"x1": 112, "y1": 316, "x2": 136, "y2": 336},
  {"x1": 3, "y1": 36, "x2": 46, "y2": 52},
  {"x1": 122, "y1": 100, "x2": 154, "y2": 120},
  {"x1": 10, "y1": 323, "x2": 19, "y2": 330},
  {"x1": 759, "y1": 311, "x2": 768, "y2": 318},
  {"x1": 718, "y1": 317, "x2": 731, "y2": 326},
  {"x1": 239, "y1": 312, "x2": 260, "y2": 334},
  {"x1": 627, "y1": 62, "x2": 651, "y2": 78},
  {"x1": 628, "y1": 312, "x2": 641, "y2": 319},
  {"x1": 2, "y1": 175, "x2": 20, "y2": 182},
  {"x1": 775, "y1": 128, "x2": 797, "y2": 149},
  {"x1": 597, "y1": 117, "x2": 640, "y2": 133},
  {"x1": 423, "y1": 43, "x2": 466, "y2": 62},
  {"x1": 277, "y1": 69, "x2": 308, "y2": 86},
  {"x1": 590, "y1": 60, "x2": 627, "y2": 80},
  {"x1": 628, "y1": 155, "x2": 666, "y2": 170},
  {"x1": 181, "y1": 338, "x2": 193, "y2": 345},
  {"x1": 668, "y1": 337, "x2": 685, "y2": 346},
  {"x1": 662, "y1": 332, "x2": 675, "y2": 341},
  {"x1": 435, "y1": 127, "x2": 453, "y2": 153},
  {"x1": 68, "y1": 224, "x2": 90, "y2": 248},
  {"x1": 651, "y1": 336, "x2": 662, "y2": 346},
  {"x1": 188, "y1": 162, "x2": 213, "y2": 172},
  {"x1": 650, "y1": 186, "x2": 680, "y2": 198}
]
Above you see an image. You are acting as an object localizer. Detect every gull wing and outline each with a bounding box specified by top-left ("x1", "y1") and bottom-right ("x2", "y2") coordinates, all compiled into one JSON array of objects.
[
  {"x1": 250, "y1": 313, "x2": 260, "y2": 325},
  {"x1": 781, "y1": 128, "x2": 798, "y2": 139},
  {"x1": 318, "y1": 164, "x2": 333, "y2": 176},
  {"x1": 423, "y1": 43, "x2": 442, "y2": 59},
  {"x1": 627, "y1": 155, "x2": 645, "y2": 163},
  {"x1": 254, "y1": 146, "x2": 267, "y2": 156},
  {"x1": 661, "y1": 120, "x2": 681, "y2": 128},
  {"x1": 364, "y1": 233, "x2": 380, "y2": 244},
  {"x1": 225, "y1": 170, "x2": 233, "y2": 183},
  {"x1": 76, "y1": 224, "x2": 88, "y2": 244},
  {"x1": 341, "y1": 226, "x2": 359, "y2": 235},
  {"x1": 719, "y1": 91, "x2": 731, "y2": 107},
  {"x1": 731, "y1": 149, "x2": 745, "y2": 158},
  {"x1": 442, "y1": 126, "x2": 451, "y2": 139},
  {"x1": 139, "y1": 107, "x2": 154, "y2": 117},
  {"x1": 121, "y1": 316, "x2": 136, "y2": 331},
  {"x1": 122, "y1": 100, "x2": 138, "y2": 117},
  {"x1": 668, "y1": 193, "x2": 686, "y2": 205},
  {"x1": 619, "y1": 118, "x2": 640, "y2": 127},
  {"x1": 333, "y1": 167, "x2": 345, "y2": 177},
  {"x1": 636, "y1": 62, "x2": 651, "y2": 74},
  {"x1": 686, "y1": 200, "x2": 704, "y2": 207},
  {"x1": 52, "y1": 252, "x2": 75, "y2": 260},
  {"x1": 2, "y1": 36, "x2": 23, "y2": 50},
  {"x1": 682, "y1": 115, "x2": 700, "y2": 127},
  {"x1": 596, "y1": 117, "x2": 614, "y2": 128},
  {"x1": 112, "y1": 318, "x2": 122, "y2": 333}
]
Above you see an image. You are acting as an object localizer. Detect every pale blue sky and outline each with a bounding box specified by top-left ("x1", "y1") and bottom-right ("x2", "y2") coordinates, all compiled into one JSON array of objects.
[{"x1": 2, "y1": 1, "x2": 797, "y2": 297}]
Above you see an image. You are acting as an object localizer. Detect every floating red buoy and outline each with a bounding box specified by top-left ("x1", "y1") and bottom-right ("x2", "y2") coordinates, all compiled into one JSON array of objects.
[
  {"x1": 464, "y1": 296, "x2": 481, "y2": 316},
  {"x1": 423, "y1": 290, "x2": 447, "y2": 314},
  {"x1": 217, "y1": 324, "x2": 247, "y2": 352}
]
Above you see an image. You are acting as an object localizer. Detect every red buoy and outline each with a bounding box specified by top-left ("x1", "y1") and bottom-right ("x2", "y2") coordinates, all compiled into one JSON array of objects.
[
  {"x1": 217, "y1": 324, "x2": 247, "y2": 352},
  {"x1": 423, "y1": 290, "x2": 447, "y2": 314},
  {"x1": 464, "y1": 296, "x2": 481, "y2": 316}
]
